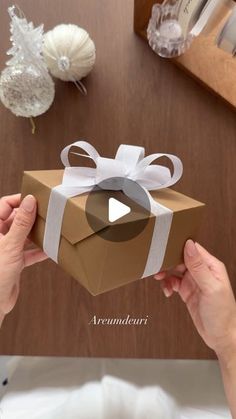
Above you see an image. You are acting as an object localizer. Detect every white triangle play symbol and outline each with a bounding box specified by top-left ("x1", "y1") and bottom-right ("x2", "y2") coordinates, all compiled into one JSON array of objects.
[{"x1": 108, "y1": 197, "x2": 131, "y2": 223}]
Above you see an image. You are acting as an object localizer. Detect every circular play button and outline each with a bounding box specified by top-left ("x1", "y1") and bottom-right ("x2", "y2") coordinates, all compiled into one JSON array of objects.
[{"x1": 85, "y1": 177, "x2": 151, "y2": 242}]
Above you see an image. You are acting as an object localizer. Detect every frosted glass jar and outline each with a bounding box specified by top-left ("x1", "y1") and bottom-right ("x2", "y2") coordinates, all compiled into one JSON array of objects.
[{"x1": 147, "y1": 0, "x2": 233, "y2": 57}]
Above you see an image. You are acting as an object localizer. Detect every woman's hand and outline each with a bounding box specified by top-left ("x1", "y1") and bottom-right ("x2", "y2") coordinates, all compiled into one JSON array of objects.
[
  {"x1": 154, "y1": 240, "x2": 236, "y2": 358},
  {"x1": 155, "y1": 239, "x2": 236, "y2": 418},
  {"x1": 0, "y1": 194, "x2": 47, "y2": 325}
]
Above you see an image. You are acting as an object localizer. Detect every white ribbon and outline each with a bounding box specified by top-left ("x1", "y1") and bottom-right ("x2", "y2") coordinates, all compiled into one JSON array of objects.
[{"x1": 43, "y1": 141, "x2": 183, "y2": 277}]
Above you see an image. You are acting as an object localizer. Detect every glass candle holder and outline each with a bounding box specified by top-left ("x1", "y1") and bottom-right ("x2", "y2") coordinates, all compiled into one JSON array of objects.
[{"x1": 147, "y1": 0, "x2": 233, "y2": 58}]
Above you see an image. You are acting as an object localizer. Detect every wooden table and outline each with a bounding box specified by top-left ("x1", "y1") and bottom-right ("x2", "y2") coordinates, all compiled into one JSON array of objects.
[{"x1": 0, "y1": 0, "x2": 235, "y2": 359}]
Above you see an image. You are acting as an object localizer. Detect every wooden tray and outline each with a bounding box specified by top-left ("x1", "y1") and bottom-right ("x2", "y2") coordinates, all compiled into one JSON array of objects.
[{"x1": 134, "y1": 0, "x2": 236, "y2": 109}]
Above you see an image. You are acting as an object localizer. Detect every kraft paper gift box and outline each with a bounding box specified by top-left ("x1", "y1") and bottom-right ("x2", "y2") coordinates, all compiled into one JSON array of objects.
[{"x1": 21, "y1": 141, "x2": 205, "y2": 296}]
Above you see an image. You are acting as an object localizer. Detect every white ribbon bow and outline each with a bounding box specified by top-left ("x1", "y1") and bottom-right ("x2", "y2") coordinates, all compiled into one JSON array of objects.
[{"x1": 43, "y1": 141, "x2": 183, "y2": 277}]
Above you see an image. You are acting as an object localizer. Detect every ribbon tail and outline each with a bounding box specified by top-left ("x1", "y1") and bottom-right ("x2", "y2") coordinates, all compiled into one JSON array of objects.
[
  {"x1": 141, "y1": 192, "x2": 173, "y2": 278},
  {"x1": 122, "y1": 180, "x2": 173, "y2": 277}
]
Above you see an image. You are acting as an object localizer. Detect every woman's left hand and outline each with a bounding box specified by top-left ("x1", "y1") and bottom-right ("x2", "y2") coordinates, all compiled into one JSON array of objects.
[{"x1": 0, "y1": 194, "x2": 47, "y2": 325}]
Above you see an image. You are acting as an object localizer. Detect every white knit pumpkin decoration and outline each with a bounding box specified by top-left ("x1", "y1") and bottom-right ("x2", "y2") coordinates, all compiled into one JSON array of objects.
[{"x1": 43, "y1": 24, "x2": 96, "y2": 82}]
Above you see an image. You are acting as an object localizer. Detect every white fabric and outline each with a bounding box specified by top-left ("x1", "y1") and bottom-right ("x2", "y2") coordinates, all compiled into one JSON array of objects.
[
  {"x1": 43, "y1": 141, "x2": 183, "y2": 279},
  {"x1": 0, "y1": 357, "x2": 231, "y2": 419}
]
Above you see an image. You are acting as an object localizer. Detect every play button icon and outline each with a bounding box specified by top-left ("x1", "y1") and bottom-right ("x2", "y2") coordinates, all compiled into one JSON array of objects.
[
  {"x1": 108, "y1": 198, "x2": 131, "y2": 222},
  {"x1": 85, "y1": 177, "x2": 151, "y2": 242}
]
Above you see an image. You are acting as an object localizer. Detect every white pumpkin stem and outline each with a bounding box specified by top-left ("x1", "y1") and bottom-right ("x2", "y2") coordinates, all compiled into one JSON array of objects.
[{"x1": 29, "y1": 116, "x2": 36, "y2": 134}]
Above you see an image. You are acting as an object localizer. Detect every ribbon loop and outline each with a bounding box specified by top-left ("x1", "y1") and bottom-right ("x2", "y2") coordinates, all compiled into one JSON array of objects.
[
  {"x1": 134, "y1": 153, "x2": 183, "y2": 189},
  {"x1": 115, "y1": 144, "x2": 145, "y2": 173},
  {"x1": 60, "y1": 140, "x2": 100, "y2": 168}
]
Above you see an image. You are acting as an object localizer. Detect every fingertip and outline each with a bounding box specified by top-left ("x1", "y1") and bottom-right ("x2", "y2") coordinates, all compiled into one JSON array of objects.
[
  {"x1": 21, "y1": 195, "x2": 36, "y2": 213},
  {"x1": 172, "y1": 278, "x2": 181, "y2": 292},
  {"x1": 184, "y1": 239, "x2": 198, "y2": 258},
  {"x1": 160, "y1": 279, "x2": 174, "y2": 298},
  {"x1": 163, "y1": 287, "x2": 172, "y2": 298},
  {"x1": 154, "y1": 272, "x2": 166, "y2": 280}
]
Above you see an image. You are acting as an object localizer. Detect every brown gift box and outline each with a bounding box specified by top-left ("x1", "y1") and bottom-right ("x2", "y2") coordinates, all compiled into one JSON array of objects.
[{"x1": 21, "y1": 169, "x2": 205, "y2": 295}]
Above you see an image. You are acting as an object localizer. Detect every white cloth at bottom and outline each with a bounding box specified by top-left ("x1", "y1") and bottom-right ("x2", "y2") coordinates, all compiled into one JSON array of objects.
[{"x1": 0, "y1": 357, "x2": 231, "y2": 419}]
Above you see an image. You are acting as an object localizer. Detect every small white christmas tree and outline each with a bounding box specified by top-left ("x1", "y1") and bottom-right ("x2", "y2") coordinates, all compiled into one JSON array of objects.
[{"x1": 6, "y1": 5, "x2": 48, "y2": 71}]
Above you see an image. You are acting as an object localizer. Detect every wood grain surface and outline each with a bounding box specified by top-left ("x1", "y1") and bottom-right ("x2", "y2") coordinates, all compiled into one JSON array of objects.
[
  {"x1": 134, "y1": 0, "x2": 236, "y2": 109},
  {"x1": 0, "y1": 0, "x2": 235, "y2": 359}
]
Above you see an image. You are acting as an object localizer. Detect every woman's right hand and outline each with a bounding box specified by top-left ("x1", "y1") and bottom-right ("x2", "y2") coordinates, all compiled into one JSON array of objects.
[
  {"x1": 154, "y1": 240, "x2": 236, "y2": 360},
  {"x1": 155, "y1": 239, "x2": 236, "y2": 418}
]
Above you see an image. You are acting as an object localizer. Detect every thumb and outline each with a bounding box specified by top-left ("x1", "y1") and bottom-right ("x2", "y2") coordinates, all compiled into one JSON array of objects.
[
  {"x1": 7, "y1": 195, "x2": 36, "y2": 249},
  {"x1": 184, "y1": 239, "x2": 215, "y2": 292}
]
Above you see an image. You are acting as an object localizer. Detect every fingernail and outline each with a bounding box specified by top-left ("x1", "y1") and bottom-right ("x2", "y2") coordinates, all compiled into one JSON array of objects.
[
  {"x1": 163, "y1": 287, "x2": 171, "y2": 297},
  {"x1": 185, "y1": 239, "x2": 197, "y2": 257},
  {"x1": 173, "y1": 280, "x2": 180, "y2": 292},
  {"x1": 21, "y1": 195, "x2": 35, "y2": 213},
  {"x1": 154, "y1": 272, "x2": 165, "y2": 280}
]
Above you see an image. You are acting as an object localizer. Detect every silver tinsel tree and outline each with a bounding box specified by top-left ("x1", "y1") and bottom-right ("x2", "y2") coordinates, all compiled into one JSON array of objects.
[{"x1": 0, "y1": 5, "x2": 55, "y2": 130}]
